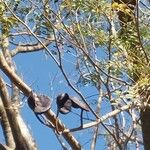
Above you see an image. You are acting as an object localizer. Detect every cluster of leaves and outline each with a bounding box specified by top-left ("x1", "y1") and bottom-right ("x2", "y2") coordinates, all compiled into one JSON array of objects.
[
  {"x1": 0, "y1": 2, "x2": 17, "y2": 35},
  {"x1": 112, "y1": 2, "x2": 132, "y2": 15}
]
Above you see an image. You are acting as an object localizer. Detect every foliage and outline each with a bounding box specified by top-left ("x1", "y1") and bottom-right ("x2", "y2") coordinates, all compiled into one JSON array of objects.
[{"x1": 0, "y1": 0, "x2": 150, "y2": 150}]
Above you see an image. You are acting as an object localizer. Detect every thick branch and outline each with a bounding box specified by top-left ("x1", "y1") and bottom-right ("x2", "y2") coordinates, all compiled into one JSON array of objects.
[
  {"x1": 11, "y1": 39, "x2": 53, "y2": 57},
  {"x1": 0, "y1": 143, "x2": 12, "y2": 150},
  {"x1": 0, "y1": 100, "x2": 15, "y2": 149},
  {"x1": 0, "y1": 77, "x2": 38, "y2": 150},
  {"x1": 0, "y1": 51, "x2": 32, "y2": 95}
]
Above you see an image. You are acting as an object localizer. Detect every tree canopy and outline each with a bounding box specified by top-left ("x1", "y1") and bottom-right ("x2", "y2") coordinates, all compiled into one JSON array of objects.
[{"x1": 0, "y1": 0, "x2": 150, "y2": 150}]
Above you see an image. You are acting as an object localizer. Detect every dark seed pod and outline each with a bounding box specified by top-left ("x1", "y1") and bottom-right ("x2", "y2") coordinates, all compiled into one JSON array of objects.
[
  {"x1": 59, "y1": 99, "x2": 72, "y2": 114},
  {"x1": 70, "y1": 96, "x2": 90, "y2": 111},
  {"x1": 13, "y1": 3, "x2": 18, "y2": 11},
  {"x1": 56, "y1": 93, "x2": 72, "y2": 114},
  {"x1": 56, "y1": 93, "x2": 90, "y2": 127},
  {"x1": 56, "y1": 93, "x2": 89, "y2": 113},
  {"x1": 28, "y1": 92, "x2": 51, "y2": 114}
]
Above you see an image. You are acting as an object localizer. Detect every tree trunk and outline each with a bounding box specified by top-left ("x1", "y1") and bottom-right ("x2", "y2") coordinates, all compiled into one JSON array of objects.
[{"x1": 141, "y1": 108, "x2": 150, "y2": 150}]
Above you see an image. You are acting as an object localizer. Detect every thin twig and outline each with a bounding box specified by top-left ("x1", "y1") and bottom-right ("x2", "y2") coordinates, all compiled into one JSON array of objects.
[{"x1": 52, "y1": 29, "x2": 99, "y2": 119}]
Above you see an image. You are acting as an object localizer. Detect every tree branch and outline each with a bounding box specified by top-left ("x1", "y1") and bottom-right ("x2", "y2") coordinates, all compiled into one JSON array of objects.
[
  {"x1": 65, "y1": 102, "x2": 134, "y2": 132},
  {"x1": 11, "y1": 39, "x2": 54, "y2": 57},
  {"x1": 0, "y1": 77, "x2": 38, "y2": 150},
  {"x1": 0, "y1": 99, "x2": 15, "y2": 149}
]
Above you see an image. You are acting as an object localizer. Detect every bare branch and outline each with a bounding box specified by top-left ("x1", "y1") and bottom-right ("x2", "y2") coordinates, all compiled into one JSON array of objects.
[
  {"x1": 0, "y1": 77, "x2": 38, "y2": 150},
  {"x1": 0, "y1": 100, "x2": 15, "y2": 149},
  {"x1": 90, "y1": 90, "x2": 102, "y2": 150},
  {"x1": 11, "y1": 39, "x2": 54, "y2": 57},
  {"x1": 65, "y1": 102, "x2": 134, "y2": 132},
  {"x1": 0, "y1": 143, "x2": 13, "y2": 150}
]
